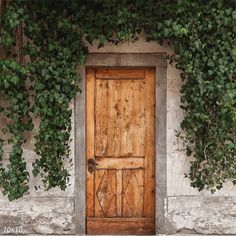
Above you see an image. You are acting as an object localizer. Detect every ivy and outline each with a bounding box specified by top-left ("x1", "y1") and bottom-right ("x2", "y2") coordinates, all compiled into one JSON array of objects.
[
  {"x1": 0, "y1": 0, "x2": 235, "y2": 200},
  {"x1": 0, "y1": 58, "x2": 33, "y2": 200}
]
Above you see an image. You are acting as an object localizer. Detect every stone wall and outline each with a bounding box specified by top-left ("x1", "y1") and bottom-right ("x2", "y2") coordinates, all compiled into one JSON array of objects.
[{"x1": 0, "y1": 34, "x2": 236, "y2": 235}]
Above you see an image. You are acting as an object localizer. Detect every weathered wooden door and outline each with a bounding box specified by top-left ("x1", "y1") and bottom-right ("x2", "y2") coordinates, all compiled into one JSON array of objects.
[{"x1": 86, "y1": 68, "x2": 155, "y2": 235}]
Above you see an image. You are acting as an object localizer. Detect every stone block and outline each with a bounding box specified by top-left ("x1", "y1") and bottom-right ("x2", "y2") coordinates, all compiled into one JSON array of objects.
[
  {"x1": 167, "y1": 196, "x2": 236, "y2": 234},
  {"x1": 0, "y1": 197, "x2": 75, "y2": 234}
]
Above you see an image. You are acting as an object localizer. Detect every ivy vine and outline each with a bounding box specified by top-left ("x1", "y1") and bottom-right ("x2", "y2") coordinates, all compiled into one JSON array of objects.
[
  {"x1": 0, "y1": 0, "x2": 235, "y2": 200},
  {"x1": 0, "y1": 2, "x2": 33, "y2": 200}
]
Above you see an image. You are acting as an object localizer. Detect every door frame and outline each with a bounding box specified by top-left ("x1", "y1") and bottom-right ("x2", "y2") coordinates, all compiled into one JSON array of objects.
[{"x1": 75, "y1": 53, "x2": 167, "y2": 235}]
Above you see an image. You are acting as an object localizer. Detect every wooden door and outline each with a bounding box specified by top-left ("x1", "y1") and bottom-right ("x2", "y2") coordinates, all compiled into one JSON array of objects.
[{"x1": 86, "y1": 68, "x2": 155, "y2": 235}]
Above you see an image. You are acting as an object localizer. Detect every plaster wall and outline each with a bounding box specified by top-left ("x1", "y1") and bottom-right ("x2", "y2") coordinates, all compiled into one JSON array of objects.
[{"x1": 0, "y1": 34, "x2": 236, "y2": 235}]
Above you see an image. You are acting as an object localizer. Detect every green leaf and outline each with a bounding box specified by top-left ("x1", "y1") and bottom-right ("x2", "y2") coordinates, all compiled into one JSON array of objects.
[{"x1": 10, "y1": 76, "x2": 20, "y2": 85}]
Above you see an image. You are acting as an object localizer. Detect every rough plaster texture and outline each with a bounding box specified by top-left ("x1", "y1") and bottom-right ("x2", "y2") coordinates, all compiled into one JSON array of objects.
[{"x1": 0, "y1": 34, "x2": 236, "y2": 235}]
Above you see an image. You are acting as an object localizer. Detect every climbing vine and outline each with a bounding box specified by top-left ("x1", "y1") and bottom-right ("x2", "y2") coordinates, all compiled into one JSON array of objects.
[
  {"x1": 0, "y1": 2, "x2": 33, "y2": 200},
  {"x1": 0, "y1": 0, "x2": 235, "y2": 200}
]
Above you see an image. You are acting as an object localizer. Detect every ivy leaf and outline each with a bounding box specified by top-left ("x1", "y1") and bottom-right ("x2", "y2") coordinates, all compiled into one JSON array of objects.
[{"x1": 10, "y1": 76, "x2": 20, "y2": 85}]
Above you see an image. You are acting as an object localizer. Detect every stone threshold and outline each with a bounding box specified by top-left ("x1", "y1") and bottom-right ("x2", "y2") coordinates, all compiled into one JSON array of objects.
[{"x1": 0, "y1": 234, "x2": 234, "y2": 236}]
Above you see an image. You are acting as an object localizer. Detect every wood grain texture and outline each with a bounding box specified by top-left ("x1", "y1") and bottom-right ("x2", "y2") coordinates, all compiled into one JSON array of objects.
[
  {"x1": 95, "y1": 170, "x2": 117, "y2": 217},
  {"x1": 95, "y1": 157, "x2": 144, "y2": 169},
  {"x1": 95, "y1": 68, "x2": 145, "y2": 79},
  {"x1": 94, "y1": 170, "x2": 105, "y2": 217},
  {"x1": 123, "y1": 169, "x2": 144, "y2": 217},
  {"x1": 86, "y1": 68, "x2": 155, "y2": 234},
  {"x1": 116, "y1": 170, "x2": 123, "y2": 217},
  {"x1": 87, "y1": 218, "x2": 155, "y2": 235},
  {"x1": 86, "y1": 68, "x2": 95, "y2": 217},
  {"x1": 95, "y1": 78, "x2": 145, "y2": 157}
]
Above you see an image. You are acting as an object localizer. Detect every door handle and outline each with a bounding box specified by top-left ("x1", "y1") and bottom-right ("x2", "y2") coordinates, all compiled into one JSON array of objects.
[{"x1": 88, "y1": 158, "x2": 98, "y2": 173}]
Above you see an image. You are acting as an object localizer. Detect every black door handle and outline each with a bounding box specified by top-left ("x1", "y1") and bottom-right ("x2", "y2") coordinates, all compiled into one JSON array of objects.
[{"x1": 88, "y1": 158, "x2": 98, "y2": 173}]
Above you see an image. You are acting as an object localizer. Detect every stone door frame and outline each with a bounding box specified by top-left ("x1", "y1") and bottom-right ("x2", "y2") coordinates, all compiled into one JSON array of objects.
[{"x1": 75, "y1": 53, "x2": 167, "y2": 235}]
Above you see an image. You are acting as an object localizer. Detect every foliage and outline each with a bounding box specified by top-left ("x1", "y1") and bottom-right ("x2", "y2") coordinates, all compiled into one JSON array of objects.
[
  {"x1": 0, "y1": 0, "x2": 235, "y2": 200},
  {"x1": 0, "y1": 3, "x2": 33, "y2": 200}
]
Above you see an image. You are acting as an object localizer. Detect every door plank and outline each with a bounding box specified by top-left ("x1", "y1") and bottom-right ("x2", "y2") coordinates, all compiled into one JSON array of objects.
[
  {"x1": 116, "y1": 170, "x2": 123, "y2": 217},
  {"x1": 122, "y1": 170, "x2": 133, "y2": 217},
  {"x1": 87, "y1": 217, "x2": 155, "y2": 235},
  {"x1": 105, "y1": 170, "x2": 117, "y2": 217},
  {"x1": 122, "y1": 170, "x2": 144, "y2": 217},
  {"x1": 95, "y1": 79, "x2": 109, "y2": 156},
  {"x1": 95, "y1": 68, "x2": 145, "y2": 79},
  {"x1": 86, "y1": 68, "x2": 95, "y2": 217},
  {"x1": 95, "y1": 157, "x2": 144, "y2": 169},
  {"x1": 94, "y1": 170, "x2": 106, "y2": 217},
  {"x1": 133, "y1": 79, "x2": 145, "y2": 156},
  {"x1": 110, "y1": 80, "x2": 122, "y2": 156},
  {"x1": 95, "y1": 170, "x2": 117, "y2": 217},
  {"x1": 123, "y1": 80, "x2": 133, "y2": 155}
]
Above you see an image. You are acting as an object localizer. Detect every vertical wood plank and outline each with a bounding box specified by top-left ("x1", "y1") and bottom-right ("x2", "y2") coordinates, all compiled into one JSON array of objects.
[
  {"x1": 86, "y1": 68, "x2": 95, "y2": 217},
  {"x1": 95, "y1": 170, "x2": 117, "y2": 217},
  {"x1": 122, "y1": 170, "x2": 144, "y2": 217},
  {"x1": 120, "y1": 80, "x2": 127, "y2": 156},
  {"x1": 105, "y1": 170, "x2": 117, "y2": 217},
  {"x1": 110, "y1": 80, "x2": 121, "y2": 156},
  {"x1": 95, "y1": 79, "x2": 109, "y2": 156},
  {"x1": 94, "y1": 170, "x2": 105, "y2": 217},
  {"x1": 144, "y1": 68, "x2": 155, "y2": 217},
  {"x1": 125, "y1": 80, "x2": 133, "y2": 155},
  {"x1": 95, "y1": 80, "x2": 101, "y2": 156},
  {"x1": 116, "y1": 170, "x2": 123, "y2": 216},
  {"x1": 135, "y1": 169, "x2": 144, "y2": 217},
  {"x1": 115, "y1": 80, "x2": 121, "y2": 156},
  {"x1": 132, "y1": 80, "x2": 145, "y2": 156},
  {"x1": 122, "y1": 170, "x2": 133, "y2": 217}
]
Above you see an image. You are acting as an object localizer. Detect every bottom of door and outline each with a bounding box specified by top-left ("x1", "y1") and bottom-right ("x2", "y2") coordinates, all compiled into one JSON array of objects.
[{"x1": 87, "y1": 217, "x2": 155, "y2": 235}]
